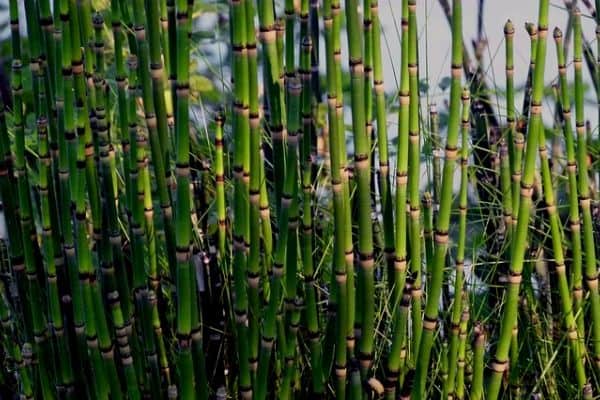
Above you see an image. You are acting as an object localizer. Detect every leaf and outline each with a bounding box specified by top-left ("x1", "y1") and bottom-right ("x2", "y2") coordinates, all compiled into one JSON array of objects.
[
  {"x1": 315, "y1": 103, "x2": 328, "y2": 127},
  {"x1": 190, "y1": 75, "x2": 215, "y2": 94},
  {"x1": 438, "y1": 76, "x2": 451, "y2": 92}
]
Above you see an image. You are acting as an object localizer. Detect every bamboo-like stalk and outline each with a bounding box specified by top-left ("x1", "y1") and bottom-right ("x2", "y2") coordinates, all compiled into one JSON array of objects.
[
  {"x1": 363, "y1": 0, "x2": 373, "y2": 161},
  {"x1": 431, "y1": 104, "x2": 442, "y2": 209},
  {"x1": 111, "y1": 0, "x2": 134, "y2": 327},
  {"x1": 257, "y1": 0, "x2": 286, "y2": 206},
  {"x1": 23, "y1": 0, "x2": 43, "y2": 112},
  {"x1": 0, "y1": 0, "x2": 32, "y2": 346},
  {"x1": 13, "y1": 54, "x2": 58, "y2": 399},
  {"x1": 132, "y1": 0, "x2": 175, "y2": 282},
  {"x1": 71, "y1": 0, "x2": 102, "y2": 251},
  {"x1": 470, "y1": 323, "x2": 485, "y2": 400},
  {"x1": 486, "y1": 1, "x2": 549, "y2": 398},
  {"x1": 150, "y1": 288, "x2": 175, "y2": 396},
  {"x1": 255, "y1": 78, "x2": 301, "y2": 400},
  {"x1": 246, "y1": 0, "x2": 261, "y2": 378},
  {"x1": 259, "y1": 155, "x2": 273, "y2": 289},
  {"x1": 166, "y1": 0, "x2": 176, "y2": 89},
  {"x1": 573, "y1": 7, "x2": 600, "y2": 372},
  {"x1": 422, "y1": 192, "x2": 434, "y2": 318},
  {"x1": 504, "y1": 20, "x2": 520, "y2": 223},
  {"x1": 344, "y1": 0, "x2": 374, "y2": 377},
  {"x1": 371, "y1": 0, "x2": 395, "y2": 287},
  {"x1": 323, "y1": 0, "x2": 349, "y2": 394},
  {"x1": 511, "y1": 132, "x2": 524, "y2": 226},
  {"x1": 144, "y1": 0, "x2": 177, "y2": 274},
  {"x1": 37, "y1": 85, "x2": 75, "y2": 395},
  {"x1": 136, "y1": 287, "x2": 162, "y2": 398},
  {"x1": 386, "y1": 1, "x2": 410, "y2": 393},
  {"x1": 554, "y1": 27, "x2": 585, "y2": 344},
  {"x1": 520, "y1": 22, "x2": 538, "y2": 133},
  {"x1": 500, "y1": 142, "x2": 513, "y2": 244},
  {"x1": 280, "y1": 8, "x2": 307, "y2": 396},
  {"x1": 37, "y1": 0, "x2": 61, "y2": 231},
  {"x1": 159, "y1": 0, "x2": 171, "y2": 79},
  {"x1": 145, "y1": 0, "x2": 172, "y2": 163},
  {"x1": 281, "y1": 192, "x2": 300, "y2": 399},
  {"x1": 127, "y1": 54, "x2": 154, "y2": 396},
  {"x1": 407, "y1": 0, "x2": 423, "y2": 369},
  {"x1": 412, "y1": 0, "x2": 462, "y2": 396},
  {"x1": 334, "y1": 0, "x2": 355, "y2": 360},
  {"x1": 214, "y1": 112, "x2": 227, "y2": 259},
  {"x1": 8, "y1": 0, "x2": 19, "y2": 62},
  {"x1": 68, "y1": 2, "x2": 112, "y2": 396},
  {"x1": 55, "y1": 2, "x2": 91, "y2": 394},
  {"x1": 4, "y1": 7, "x2": 25, "y2": 324},
  {"x1": 0, "y1": 97, "x2": 25, "y2": 378},
  {"x1": 299, "y1": 34, "x2": 325, "y2": 394},
  {"x1": 255, "y1": 0, "x2": 277, "y2": 298},
  {"x1": 133, "y1": 0, "x2": 176, "y2": 294},
  {"x1": 189, "y1": 258, "x2": 208, "y2": 400},
  {"x1": 444, "y1": 88, "x2": 470, "y2": 399},
  {"x1": 285, "y1": 0, "x2": 296, "y2": 77},
  {"x1": 455, "y1": 306, "x2": 469, "y2": 400},
  {"x1": 91, "y1": 15, "x2": 132, "y2": 399},
  {"x1": 68, "y1": 11, "x2": 118, "y2": 397},
  {"x1": 174, "y1": 0, "x2": 198, "y2": 398},
  {"x1": 536, "y1": 101, "x2": 587, "y2": 390}
]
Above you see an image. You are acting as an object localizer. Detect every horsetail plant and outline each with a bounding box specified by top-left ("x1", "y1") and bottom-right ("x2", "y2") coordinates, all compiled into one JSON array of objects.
[
  {"x1": 412, "y1": 0, "x2": 463, "y2": 396},
  {"x1": 0, "y1": 0, "x2": 599, "y2": 398},
  {"x1": 345, "y1": 0, "x2": 375, "y2": 380},
  {"x1": 554, "y1": 26, "x2": 586, "y2": 345},
  {"x1": 487, "y1": 1, "x2": 549, "y2": 398},
  {"x1": 407, "y1": 0, "x2": 423, "y2": 371},
  {"x1": 573, "y1": 6, "x2": 600, "y2": 371},
  {"x1": 323, "y1": 0, "x2": 350, "y2": 394},
  {"x1": 443, "y1": 87, "x2": 470, "y2": 400},
  {"x1": 386, "y1": 1, "x2": 410, "y2": 394}
]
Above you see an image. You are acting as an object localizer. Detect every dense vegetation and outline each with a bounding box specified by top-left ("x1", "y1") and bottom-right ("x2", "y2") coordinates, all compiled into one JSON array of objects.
[{"x1": 0, "y1": 0, "x2": 599, "y2": 398}]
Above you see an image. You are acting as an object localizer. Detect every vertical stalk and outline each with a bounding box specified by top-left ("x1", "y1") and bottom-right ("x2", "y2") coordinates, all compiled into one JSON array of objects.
[
  {"x1": 455, "y1": 307, "x2": 469, "y2": 400},
  {"x1": 431, "y1": 105, "x2": 442, "y2": 210},
  {"x1": 386, "y1": 1, "x2": 410, "y2": 393},
  {"x1": 443, "y1": 88, "x2": 470, "y2": 399},
  {"x1": 486, "y1": 1, "x2": 549, "y2": 398},
  {"x1": 38, "y1": 93, "x2": 75, "y2": 395},
  {"x1": 214, "y1": 112, "x2": 227, "y2": 260},
  {"x1": 255, "y1": 79, "x2": 301, "y2": 400},
  {"x1": 372, "y1": 0, "x2": 395, "y2": 285},
  {"x1": 132, "y1": 0, "x2": 175, "y2": 281},
  {"x1": 323, "y1": 0, "x2": 349, "y2": 394},
  {"x1": 407, "y1": 0, "x2": 423, "y2": 367},
  {"x1": 299, "y1": 33, "x2": 324, "y2": 394},
  {"x1": 110, "y1": 0, "x2": 134, "y2": 325},
  {"x1": 174, "y1": 0, "x2": 197, "y2": 398},
  {"x1": 504, "y1": 20, "x2": 520, "y2": 222},
  {"x1": 246, "y1": 0, "x2": 261, "y2": 378},
  {"x1": 573, "y1": 7, "x2": 600, "y2": 371},
  {"x1": 345, "y1": 0, "x2": 374, "y2": 378},
  {"x1": 554, "y1": 27, "x2": 585, "y2": 343},
  {"x1": 412, "y1": 0, "x2": 463, "y2": 396},
  {"x1": 470, "y1": 324, "x2": 485, "y2": 400},
  {"x1": 536, "y1": 107, "x2": 587, "y2": 390},
  {"x1": 144, "y1": 0, "x2": 177, "y2": 276}
]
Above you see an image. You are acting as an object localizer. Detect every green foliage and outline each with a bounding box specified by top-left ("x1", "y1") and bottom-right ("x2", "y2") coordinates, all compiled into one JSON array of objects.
[{"x1": 0, "y1": 0, "x2": 598, "y2": 399}]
